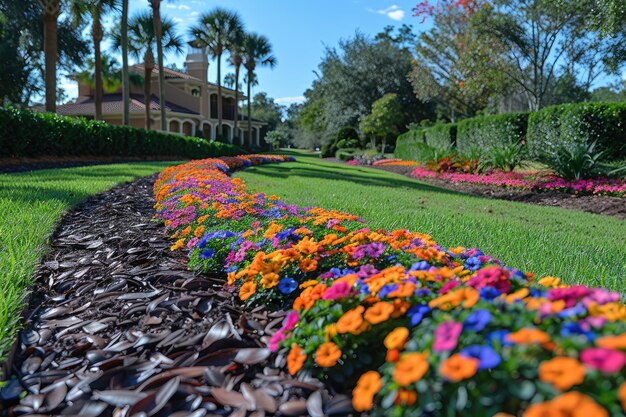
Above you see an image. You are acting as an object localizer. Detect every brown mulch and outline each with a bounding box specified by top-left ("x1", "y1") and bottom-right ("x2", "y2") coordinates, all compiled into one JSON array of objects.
[
  {"x1": 0, "y1": 175, "x2": 350, "y2": 417},
  {"x1": 0, "y1": 156, "x2": 183, "y2": 174},
  {"x1": 365, "y1": 164, "x2": 626, "y2": 220}
]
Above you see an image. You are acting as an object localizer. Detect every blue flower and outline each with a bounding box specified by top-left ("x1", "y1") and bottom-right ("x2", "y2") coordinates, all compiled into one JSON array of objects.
[
  {"x1": 407, "y1": 304, "x2": 430, "y2": 326},
  {"x1": 278, "y1": 277, "x2": 298, "y2": 295},
  {"x1": 410, "y1": 260, "x2": 430, "y2": 271},
  {"x1": 199, "y1": 248, "x2": 215, "y2": 259},
  {"x1": 460, "y1": 345, "x2": 501, "y2": 370},
  {"x1": 464, "y1": 309, "x2": 491, "y2": 332},
  {"x1": 464, "y1": 256, "x2": 482, "y2": 271},
  {"x1": 487, "y1": 330, "x2": 513, "y2": 347},
  {"x1": 378, "y1": 284, "x2": 399, "y2": 299},
  {"x1": 479, "y1": 286, "x2": 501, "y2": 300},
  {"x1": 560, "y1": 322, "x2": 595, "y2": 341}
]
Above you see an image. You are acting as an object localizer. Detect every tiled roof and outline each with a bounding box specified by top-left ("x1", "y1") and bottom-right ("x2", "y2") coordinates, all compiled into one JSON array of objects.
[
  {"x1": 131, "y1": 64, "x2": 242, "y2": 94},
  {"x1": 33, "y1": 94, "x2": 199, "y2": 117}
]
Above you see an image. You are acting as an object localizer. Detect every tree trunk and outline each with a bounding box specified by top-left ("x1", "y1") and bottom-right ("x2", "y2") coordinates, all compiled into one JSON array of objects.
[
  {"x1": 92, "y1": 14, "x2": 103, "y2": 121},
  {"x1": 42, "y1": 1, "x2": 60, "y2": 113},
  {"x1": 233, "y1": 63, "x2": 240, "y2": 144},
  {"x1": 247, "y1": 70, "x2": 252, "y2": 147},
  {"x1": 217, "y1": 53, "x2": 223, "y2": 138},
  {"x1": 121, "y1": 0, "x2": 130, "y2": 125},
  {"x1": 144, "y1": 51, "x2": 154, "y2": 130},
  {"x1": 151, "y1": 1, "x2": 167, "y2": 131}
]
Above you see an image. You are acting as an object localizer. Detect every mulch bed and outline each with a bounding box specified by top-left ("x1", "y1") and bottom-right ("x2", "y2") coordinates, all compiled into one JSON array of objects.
[
  {"x1": 364, "y1": 164, "x2": 626, "y2": 220},
  {"x1": 0, "y1": 156, "x2": 182, "y2": 174},
  {"x1": 0, "y1": 175, "x2": 350, "y2": 417}
]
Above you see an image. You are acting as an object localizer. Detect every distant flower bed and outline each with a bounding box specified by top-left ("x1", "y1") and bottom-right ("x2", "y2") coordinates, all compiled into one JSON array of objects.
[
  {"x1": 372, "y1": 159, "x2": 421, "y2": 167},
  {"x1": 155, "y1": 155, "x2": 626, "y2": 416},
  {"x1": 410, "y1": 165, "x2": 626, "y2": 197}
]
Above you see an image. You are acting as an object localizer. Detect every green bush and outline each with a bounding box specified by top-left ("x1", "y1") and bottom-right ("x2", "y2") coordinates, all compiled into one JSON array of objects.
[
  {"x1": 456, "y1": 112, "x2": 529, "y2": 153},
  {"x1": 336, "y1": 126, "x2": 360, "y2": 144},
  {"x1": 545, "y1": 141, "x2": 607, "y2": 180},
  {"x1": 335, "y1": 148, "x2": 360, "y2": 161},
  {"x1": 527, "y1": 102, "x2": 626, "y2": 162},
  {"x1": 0, "y1": 107, "x2": 244, "y2": 159},
  {"x1": 424, "y1": 123, "x2": 456, "y2": 149},
  {"x1": 483, "y1": 142, "x2": 527, "y2": 172}
]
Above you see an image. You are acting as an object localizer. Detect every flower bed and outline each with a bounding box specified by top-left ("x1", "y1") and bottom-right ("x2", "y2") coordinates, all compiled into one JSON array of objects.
[
  {"x1": 154, "y1": 155, "x2": 626, "y2": 416},
  {"x1": 372, "y1": 159, "x2": 421, "y2": 167},
  {"x1": 409, "y1": 165, "x2": 626, "y2": 197}
]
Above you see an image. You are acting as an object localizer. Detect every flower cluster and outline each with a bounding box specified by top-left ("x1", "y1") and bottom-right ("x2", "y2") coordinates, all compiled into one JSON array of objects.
[
  {"x1": 409, "y1": 165, "x2": 626, "y2": 197},
  {"x1": 154, "y1": 155, "x2": 626, "y2": 416},
  {"x1": 373, "y1": 159, "x2": 421, "y2": 167}
]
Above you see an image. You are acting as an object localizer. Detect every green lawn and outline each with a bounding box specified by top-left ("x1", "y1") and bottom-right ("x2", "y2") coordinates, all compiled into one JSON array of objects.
[
  {"x1": 236, "y1": 150, "x2": 626, "y2": 292},
  {"x1": 0, "y1": 161, "x2": 177, "y2": 366}
]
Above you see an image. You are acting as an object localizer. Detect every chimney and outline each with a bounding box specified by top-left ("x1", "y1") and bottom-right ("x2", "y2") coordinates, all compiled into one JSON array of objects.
[{"x1": 185, "y1": 47, "x2": 209, "y2": 118}]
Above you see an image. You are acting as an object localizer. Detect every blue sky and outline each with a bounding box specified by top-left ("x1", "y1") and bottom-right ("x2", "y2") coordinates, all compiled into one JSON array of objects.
[{"x1": 62, "y1": 0, "x2": 426, "y2": 105}]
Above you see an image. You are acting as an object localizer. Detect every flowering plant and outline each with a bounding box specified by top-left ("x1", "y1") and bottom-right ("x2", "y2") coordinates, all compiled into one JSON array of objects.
[{"x1": 155, "y1": 155, "x2": 626, "y2": 416}]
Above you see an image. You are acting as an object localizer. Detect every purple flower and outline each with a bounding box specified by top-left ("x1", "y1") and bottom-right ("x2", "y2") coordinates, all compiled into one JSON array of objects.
[
  {"x1": 464, "y1": 256, "x2": 482, "y2": 271},
  {"x1": 464, "y1": 309, "x2": 491, "y2": 332},
  {"x1": 460, "y1": 345, "x2": 501, "y2": 370},
  {"x1": 433, "y1": 321, "x2": 462, "y2": 352}
]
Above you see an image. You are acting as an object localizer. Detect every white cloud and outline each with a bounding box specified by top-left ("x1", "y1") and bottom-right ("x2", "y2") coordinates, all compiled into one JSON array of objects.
[
  {"x1": 165, "y1": 3, "x2": 176, "y2": 8},
  {"x1": 275, "y1": 96, "x2": 306, "y2": 105},
  {"x1": 178, "y1": 5, "x2": 190, "y2": 10},
  {"x1": 190, "y1": 11, "x2": 199, "y2": 16},
  {"x1": 376, "y1": 5, "x2": 405, "y2": 21},
  {"x1": 173, "y1": 17, "x2": 184, "y2": 23}
]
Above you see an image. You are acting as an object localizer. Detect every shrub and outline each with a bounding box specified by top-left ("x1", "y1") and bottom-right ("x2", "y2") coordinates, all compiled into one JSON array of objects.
[
  {"x1": 394, "y1": 129, "x2": 426, "y2": 160},
  {"x1": 545, "y1": 141, "x2": 607, "y2": 180},
  {"x1": 456, "y1": 112, "x2": 529, "y2": 154},
  {"x1": 424, "y1": 123, "x2": 456, "y2": 149},
  {"x1": 0, "y1": 107, "x2": 244, "y2": 159},
  {"x1": 527, "y1": 102, "x2": 626, "y2": 162},
  {"x1": 335, "y1": 147, "x2": 360, "y2": 161},
  {"x1": 483, "y1": 142, "x2": 527, "y2": 172},
  {"x1": 336, "y1": 126, "x2": 360, "y2": 144}
]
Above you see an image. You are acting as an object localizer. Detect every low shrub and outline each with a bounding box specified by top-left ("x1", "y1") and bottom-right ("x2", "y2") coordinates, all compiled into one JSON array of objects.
[
  {"x1": 424, "y1": 123, "x2": 457, "y2": 149},
  {"x1": 545, "y1": 141, "x2": 607, "y2": 180},
  {"x1": 336, "y1": 148, "x2": 360, "y2": 161},
  {"x1": 456, "y1": 112, "x2": 529, "y2": 154},
  {"x1": 527, "y1": 102, "x2": 626, "y2": 162},
  {"x1": 0, "y1": 107, "x2": 244, "y2": 159},
  {"x1": 483, "y1": 142, "x2": 527, "y2": 172},
  {"x1": 155, "y1": 156, "x2": 626, "y2": 417}
]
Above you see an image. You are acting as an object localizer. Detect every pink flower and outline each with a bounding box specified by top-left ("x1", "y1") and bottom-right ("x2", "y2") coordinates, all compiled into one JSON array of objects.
[
  {"x1": 186, "y1": 237, "x2": 199, "y2": 248},
  {"x1": 439, "y1": 280, "x2": 460, "y2": 294},
  {"x1": 580, "y1": 348, "x2": 626, "y2": 373},
  {"x1": 467, "y1": 266, "x2": 511, "y2": 294},
  {"x1": 283, "y1": 311, "x2": 300, "y2": 331},
  {"x1": 322, "y1": 281, "x2": 351, "y2": 300},
  {"x1": 268, "y1": 329, "x2": 286, "y2": 352},
  {"x1": 433, "y1": 321, "x2": 462, "y2": 352}
]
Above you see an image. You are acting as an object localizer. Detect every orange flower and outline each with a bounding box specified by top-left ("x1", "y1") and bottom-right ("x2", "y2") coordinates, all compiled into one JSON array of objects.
[
  {"x1": 364, "y1": 302, "x2": 395, "y2": 324},
  {"x1": 315, "y1": 342, "x2": 342, "y2": 367},
  {"x1": 384, "y1": 327, "x2": 409, "y2": 350},
  {"x1": 170, "y1": 238, "x2": 185, "y2": 251},
  {"x1": 352, "y1": 371, "x2": 382, "y2": 412},
  {"x1": 181, "y1": 226, "x2": 191, "y2": 236},
  {"x1": 439, "y1": 354, "x2": 478, "y2": 382},
  {"x1": 507, "y1": 328, "x2": 550, "y2": 345},
  {"x1": 394, "y1": 389, "x2": 417, "y2": 406},
  {"x1": 596, "y1": 333, "x2": 626, "y2": 350},
  {"x1": 260, "y1": 272, "x2": 280, "y2": 288},
  {"x1": 287, "y1": 344, "x2": 307, "y2": 375},
  {"x1": 393, "y1": 352, "x2": 429, "y2": 386},
  {"x1": 428, "y1": 287, "x2": 479, "y2": 311},
  {"x1": 193, "y1": 225, "x2": 205, "y2": 238},
  {"x1": 386, "y1": 349, "x2": 400, "y2": 362},
  {"x1": 538, "y1": 357, "x2": 585, "y2": 390},
  {"x1": 298, "y1": 257, "x2": 318, "y2": 273},
  {"x1": 523, "y1": 392, "x2": 608, "y2": 417},
  {"x1": 239, "y1": 281, "x2": 256, "y2": 301},
  {"x1": 336, "y1": 306, "x2": 365, "y2": 334}
]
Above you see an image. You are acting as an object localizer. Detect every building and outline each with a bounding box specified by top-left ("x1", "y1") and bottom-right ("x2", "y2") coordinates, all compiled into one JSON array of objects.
[{"x1": 42, "y1": 49, "x2": 266, "y2": 146}]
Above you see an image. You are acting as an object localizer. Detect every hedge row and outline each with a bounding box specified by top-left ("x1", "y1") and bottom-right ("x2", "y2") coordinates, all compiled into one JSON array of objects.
[
  {"x1": 0, "y1": 107, "x2": 244, "y2": 159},
  {"x1": 456, "y1": 112, "x2": 528, "y2": 153},
  {"x1": 396, "y1": 103, "x2": 626, "y2": 162},
  {"x1": 527, "y1": 103, "x2": 626, "y2": 161}
]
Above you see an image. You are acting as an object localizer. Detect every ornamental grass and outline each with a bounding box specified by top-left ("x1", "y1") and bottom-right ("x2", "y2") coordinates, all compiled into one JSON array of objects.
[{"x1": 155, "y1": 155, "x2": 626, "y2": 417}]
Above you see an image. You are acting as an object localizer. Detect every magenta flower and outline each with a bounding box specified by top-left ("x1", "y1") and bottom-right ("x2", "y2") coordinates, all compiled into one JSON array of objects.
[
  {"x1": 322, "y1": 281, "x2": 351, "y2": 300},
  {"x1": 580, "y1": 348, "x2": 626, "y2": 373},
  {"x1": 433, "y1": 321, "x2": 463, "y2": 352}
]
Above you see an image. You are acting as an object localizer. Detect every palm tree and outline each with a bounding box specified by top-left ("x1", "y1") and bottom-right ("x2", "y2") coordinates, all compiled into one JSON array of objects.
[
  {"x1": 227, "y1": 28, "x2": 246, "y2": 142},
  {"x1": 189, "y1": 8, "x2": 244, "y2": 140},
  {"x1": 38, "y1": 0, "x2": 61, "y2": 113},
  {"x1": 69, "y1": 0, "x2": 119, "y2": 120},
  {"x1": 76, "y1": 54, "x2": 142, "y2": 94},
  {"x1": 121, "y1": 0, "x2": 129, "y2": 125},
  {"x1": 112, "y1": 11, "x2": 183, "y2": 129},
  {"x1": 242, "y1": 33, "x2": 276, "y2": 146},
  {"x1": 149, "y1": 0, "x2": 168, "y2": 131}
]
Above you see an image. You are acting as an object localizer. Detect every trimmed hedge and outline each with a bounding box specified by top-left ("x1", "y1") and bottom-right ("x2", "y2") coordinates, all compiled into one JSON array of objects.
[
  {"x1": 424, "y1": 123, "x2": 456, "y2": 149},
  {"x1": 0, "y1": 107, "x2": 244, "y2": 159},
  {"x1": 457, "y1": 112, "x2": 528, "y2": 153},
  {"x1": 527, "y1": 103, "x2": 626, "y2": 161}
]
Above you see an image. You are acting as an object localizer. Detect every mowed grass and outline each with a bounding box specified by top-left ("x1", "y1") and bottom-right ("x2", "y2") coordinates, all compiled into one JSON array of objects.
[
  {"x1": 0, "y1": 161, "x2": 177, "y2": 366},
  {"x1": 236, "y1": 150, "x2": 626, "y2": 292}
]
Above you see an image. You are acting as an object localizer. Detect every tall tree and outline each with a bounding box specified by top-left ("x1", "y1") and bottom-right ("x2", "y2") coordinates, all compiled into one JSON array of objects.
[
  {"x1": 112, "y1": 11, "x2": 183, "y2": 129},
  {"x1": 242, "y1": 32, "x2": 276, "y2": 145},
  {"x1": 189, "y1": 8, "x2": 244, "y2": 139},
  {"x1": 76, "y1": 53, "x2": 142, "y2": 94},
  {"x1": 149, "y1": 0, "x2": 169, "y2": 131},
  {"x1": 121, "y1": 0, "x2": 129, "y2": 125},
  {"x1": 69, "y1": 0, "x2": 118, "y2": 120},
  {"x1": 37, "y1": 0, "x2": 60, "y2": 112},
  {"x1": 227, "y1": 27, "x2": 246, "y2": 142}
]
